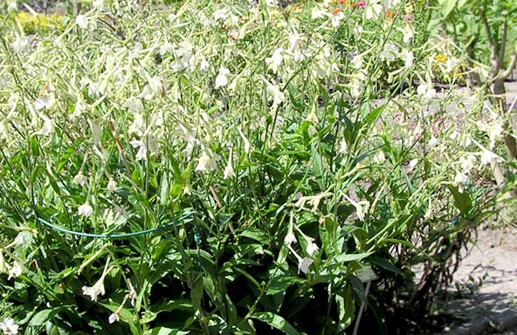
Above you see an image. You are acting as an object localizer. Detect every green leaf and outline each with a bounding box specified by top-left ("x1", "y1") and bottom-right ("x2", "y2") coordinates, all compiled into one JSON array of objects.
[
  {"x1": 267, "y1": 275, "x2": 305, "y2": 295},
  {"x1": 335, "y1": 252, "x2": 373, "y2": 263},
  {"x1": 144, "y1": 327, "x2": 189, "y2": 335},
  {"x1": 335, "y1": 286, "x2": 355, "y2": 331},
  {"x1": 363, "y1": 105, "x2": 384, "y2": 126},
  {"x1": 29, "y1": 308, "x2": 61, "y2": 327},
  {"x1": 252, "y1": 312, "x2": 302, "y2": 335},
  {"x1": 439, "y1": 0, "x2": 458, "y2": 18},
  {"x1": 239, "y1": 228, "x2": 269, "y2": 243},
  {"x1": 190, "y1": 275, "x2": 204, "y2": 310},
  {"x1": 368, "y1": 257, "x2": 402, "y2": 275},
  {"x1": 159, "y1": 175, "x2": 169, "y2": 206},
  {"x1": 447, "y1": 185, "x2": 472, "y2": 214}
]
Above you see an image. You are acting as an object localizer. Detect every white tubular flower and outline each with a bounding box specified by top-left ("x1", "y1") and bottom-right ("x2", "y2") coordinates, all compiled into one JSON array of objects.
[
  {"x1": 223, "y1": 147, "x2": 236, "y2": 179},
  {"x1": 453, "y1": 171, "x2": 468, "y2": 193},
  {"x1": 284, "y1": 214, "x2": 297, "y2": 245},
  {"x1": 7, "y1": 259, "x2": 23, "y2": 280},
  {"x1": 352, "y1": 54, "x2": 363, "y2": 69},
  {"x1": 266, "y1": 83, "x2": 285, "y2": 109},
  {"x1": 78, "y1": 203, "x2": 94, "y2": 218},
  {"x1": 223, "y1": 159, "x2": 235, "y2": 179},
  {"x1": 35, "y1": 115, "x2": 55, "y2": 137},
  {"x1": 0, "y1": 252, "x2": 6, "y2": 274},
  {"x1": 331, "y1": 11, "x2": 345, "y2": 27},
  {"x1": 0, "y1": 318, "x2": 19, "y2": 335},
  {"x1": 459, "y1": 155, "x2": 476, "y2": 173},
  {"x1": 311, "y1": 8, "x2": 328, "y2": 19},
  {"x1": 380, "y1": 43, "x2": 399, "y2": 62},
  {"x1": 128, "y1": 113, "x2": 145, "y2": 137},
  {"x1": 298, "y1": 257, "x2": 314, "y2": 274},
  {"x1": 213, "y1": 8, "x2": 228, "y2": 21},
  {"x1": 402, "y1": 50, "x2": 414, "y2": 68},
  {"x1": 480, "y1": 149, "x2": 499, "y2": 166},
  {"x1": 237, "y1": 127, "x2": 253, "y2": 154},
  {"x1": 73, "y1": 172, "x2": 88, "y2": 186},
  {"x1": 353, "y1": 24, "x2": 363, "y2": 37},
  {"x1": 338, "y1": 139, "x2": 348, "y2": 154},
  {"x1": 294, "y1": 191, "x2": 332, "y2": 213},
  {"x1": 11, "y1": 36, "x2": 29, "y2": 54},
  {"x1": 7, "y1": 0, "x2": 18, "y2": 12},
  {"x1": 287, "y1": 32, "x2": 306, "y2": 62},
  {"x1": 476, "y1": 121, "x2": 503, "y2": 149},
  {"x1": 417, "y1": 83, "x2": 437, "y2": 100},
  {"x1": 123, "y1": 97, "x2": 144, "y2": 113},
  {"x1": 343, "y1": 195, "x2": 369, "y2": 222},
  {"x1": 195, "y1": 149, "x2": 221, "y2": 172},
  {"x1": 139, "y1": 77, "x2": 164, "y2": 100},
  {"x1": 365, "y1": 2, "x2": 383, "y2": 20},
  {"x1": 130, "y1": 140, "x2": 148, "y2": 161},
  {"x1": 402, "y1": 24, "x2": 414, "y2": 44},
  {"x1": 82, "y1": 261, "x2": 111, "y2": 302},
  {"x1": 82, "y1": 280, "x2": 105, "y2": 302},
  {"x1": 265, "y1": 48, "x2": 284, "y2": 73},
  {"x1": 34, "y1": 97, "x2": 54, "y2": 111},
  {"x1": 107, "y1": 179, "x2": 118, "y2": 194},
  {"x1": 284, "y1": 230, "x2": 297, "y2": 245},
  {"x1": 287, "y1": 244, "x2": 313, "y2": 274},
  {"x1": 75, "y1": 15, "x2": 89, "y2": 29},
  {"x1": 199, "y1": 58, "x2": 210, "y2": 72},
  {"x1": 305, "y1": 238, "x2": 319, "y2": 256},
  {"x1": 215, "y1": 67, "x2": 230, "y2": 88},
  {"x1": 108, "y1": 313, "x2": 120, "y2": 324}
]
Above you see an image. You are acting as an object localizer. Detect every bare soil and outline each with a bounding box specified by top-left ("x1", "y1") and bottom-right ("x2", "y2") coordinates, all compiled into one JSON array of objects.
[{"x1": 437, "y1": 224, "x2": 517, "y2": 333}]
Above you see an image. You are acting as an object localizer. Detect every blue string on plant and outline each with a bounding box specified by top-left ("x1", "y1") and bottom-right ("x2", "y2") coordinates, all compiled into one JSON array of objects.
[{"x1": 36, "y1": 212, "x2": 196, "y2": 239}]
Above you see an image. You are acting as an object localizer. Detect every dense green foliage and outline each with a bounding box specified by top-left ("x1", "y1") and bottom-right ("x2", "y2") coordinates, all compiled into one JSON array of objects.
[{"x1": 0, "y1": 0, "x2": 512, "y2": 334}]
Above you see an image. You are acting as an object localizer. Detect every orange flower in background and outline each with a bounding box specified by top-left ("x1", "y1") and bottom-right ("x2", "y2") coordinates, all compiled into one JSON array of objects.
[
  {"x1": 338, "y1": 0, "x2": 349, "y2": 5},
  {"x1": 385, "y1": 9, "x2": 396, "y2": 21},
  {"x1": 292, "y1": 5, "x2": 302, "y2": 12},
  {"x1": 331, "y1": 8, "x2": 341, "y2": 15}
]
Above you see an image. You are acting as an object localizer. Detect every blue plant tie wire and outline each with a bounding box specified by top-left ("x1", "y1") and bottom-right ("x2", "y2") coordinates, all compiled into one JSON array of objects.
[{"x1": 36, "y1": 212, "x2": 195, "y2": 239}]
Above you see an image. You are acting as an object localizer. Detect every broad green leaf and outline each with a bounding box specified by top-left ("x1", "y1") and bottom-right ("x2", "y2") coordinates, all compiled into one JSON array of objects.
[
  {"x1": 439, "y1": 0, "x2": 458, "y2": 17},
  {"x1": 252, "y1": 312, "x2": 302, "y2": 335},
  {"x1": 144, "y1": 327, "x2": 189, "y2": 335},
  {"x1": 29, "y1": 308, "x2": 61, "y2": 327},
  {"x1": 239, "y1": 228, "x2": 269, "y2": 243},
  {"x1": 447, "y1": 185, "x2": 472, "y2": 214},
  {"x1": 335, "y1": 252, "x2": 373, "y2": 263}
]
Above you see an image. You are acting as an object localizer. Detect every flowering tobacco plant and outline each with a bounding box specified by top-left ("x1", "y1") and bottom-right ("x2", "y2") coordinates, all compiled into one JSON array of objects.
[{"x1": 0, "y1": 0, "x2": 510, "y2": 333}]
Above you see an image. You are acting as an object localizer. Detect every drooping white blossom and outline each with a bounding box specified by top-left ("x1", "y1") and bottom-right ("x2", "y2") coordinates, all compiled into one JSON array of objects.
[
  {"x1": 78, "y1": 203, "x2": 94, "y2": 218},
  {"x1": 215, "y1": 67, "x2": 230, "y2": 88}
]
